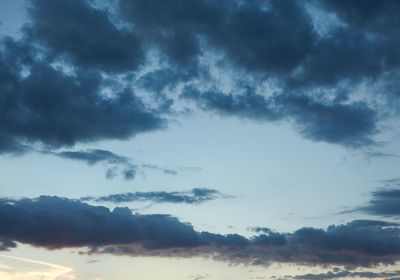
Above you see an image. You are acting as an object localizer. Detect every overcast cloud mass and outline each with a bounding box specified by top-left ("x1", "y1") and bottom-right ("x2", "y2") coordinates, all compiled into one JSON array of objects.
[
  {"x1": 1, "y1": 0, "x2": 400, "y2": 279},
  {"x1": 1, "y1": 0, "x2": 400, "y2": 153}
]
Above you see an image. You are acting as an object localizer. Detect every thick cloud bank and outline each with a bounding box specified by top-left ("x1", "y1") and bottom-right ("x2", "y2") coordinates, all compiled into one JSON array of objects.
[{"x1": 2, "y1": 196, "x2": 400, "y2": 267}]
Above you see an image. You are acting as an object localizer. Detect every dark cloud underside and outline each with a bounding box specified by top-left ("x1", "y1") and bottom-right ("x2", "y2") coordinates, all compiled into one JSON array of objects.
[
  {"x1": 279, "y1": 268, "x2": 400, "y2": 280},
  {"x1": 1, "y1": 0, "x2": 400, "y2": 151},
  {"x1": 0, "y1": 0, "x2": 164, "y2": 154},
  {"x1": 50, "y1": 149, "x2": 137, "y2": 180},
  {"x1": 116, "y1": 0, "x2": 399, "y2": 147},
  {"x1": 2, "y1": 196, "x2": 400, "y2": 267}
]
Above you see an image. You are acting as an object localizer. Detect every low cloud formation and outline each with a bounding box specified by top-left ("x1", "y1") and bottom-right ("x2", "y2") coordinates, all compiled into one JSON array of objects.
[
  {"x1": 2, "y1": 196, "x2": 400, "y2": 267},
  {"x1": 0, "y1": 0, "x2": 166, "y2": 154},
  {"x1": 0, "y1": 35, "x2": 164, "y2": 154},
  {"x1": 81, "y1": 188, "x2": 228, "y2": 204},
  {"x1": 277, "y1": 268, "x2": 400, "y2": 280},
  {"x1": 362, "y1": 151, "x2": 399, "y2": 163}
]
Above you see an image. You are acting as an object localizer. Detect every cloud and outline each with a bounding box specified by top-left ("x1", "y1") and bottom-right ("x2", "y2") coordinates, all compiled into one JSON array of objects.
[
  {"x1": 0, "y1": 35, "x2": 164, "y2": 154},
  {"x1": 116, "y1": 0, "x2": 395, "y2": 147},
  {"x1": 278, "y1": 268, "x2": 400, "y2": 280},
  {"x1": 2, "y1": 196, "x2": 400, "y2": 267},
  {"x1": 0, "y1": 196, "x2": 206, "y2": 250},
  {"x1": 2, "y1": 0, "x2": 400, "y2": 152},
  {"x1": 363, "y1": 151, "x2": 399, "y2": 161},
  {"x1": 26, "y1": 0, "x2": 143, "y2": 73},
  {"x1": 342, "y1": 180, "x2": 400, "y2": 217},
  {"x1": 352, "y1": 188, "x2": 400, "y2": 217},
  {"x1": 81, "y1": 188, "x2": 228, "y2": 204},
  {"x1": 117, "y1": 0, "x2": 314, "y2": 73},
  {"x1": 54, "y1": 149, "x2": 129, "y2": 165},
  {"x1": 46, "y1": 149, "x2": 200, "y2": 180},
  {"x1": 182, "y1": 87, "x2": 377, "y2": 147},
  {"x1": 49, "y1": 149, "x2": 137, "y2": 180}
]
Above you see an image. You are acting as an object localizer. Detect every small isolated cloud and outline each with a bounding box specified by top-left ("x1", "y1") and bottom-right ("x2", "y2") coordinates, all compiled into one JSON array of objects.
[
  {"x1": 48, "y1": 149, "x2": 137, "y2": 180},
  {"x1": 81, "y1": 188, "x2": 229, "y2": 205}
]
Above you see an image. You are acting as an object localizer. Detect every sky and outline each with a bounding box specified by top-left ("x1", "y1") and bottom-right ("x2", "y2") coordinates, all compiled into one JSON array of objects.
[{"x1": 1, "y1": 0, "x2": 400, "y2": 279}]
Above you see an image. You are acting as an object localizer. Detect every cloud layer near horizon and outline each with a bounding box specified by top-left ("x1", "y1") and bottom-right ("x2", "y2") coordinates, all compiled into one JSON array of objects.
[
  {"x1": 1, "y1": 0, "x2": 400, "y2": 153},
  {"x1": 2, "y1": 196, "x2": 400, "y2": 267},
  {"x1": 81, "y1": 188, "x2": 227, "y2": 205}
]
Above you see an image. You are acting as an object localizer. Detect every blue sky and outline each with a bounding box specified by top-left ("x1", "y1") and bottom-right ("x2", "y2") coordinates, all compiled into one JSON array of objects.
[{"x1": 1, "y1": 0, "x2": 400, "y2": 279}]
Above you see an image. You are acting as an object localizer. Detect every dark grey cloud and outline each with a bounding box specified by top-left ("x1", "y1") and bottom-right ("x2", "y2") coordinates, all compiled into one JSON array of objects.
[
  {"x1": 0, "y1": 196, "x2": 205, "y2": 250},
  {"x1": 182, "y1": 87, "x2": 377, "y2": 147},
  {"x1": 2, "y1": 196, "x2": 400, "y2": 267},
  {"x1": 278, "y1": 268, "x2": 400, "y2": 280},
  {"x1": 55, "y1": 149, "x2": 129, "y2": 165},
  {"x1": 320, "y1": 0, "x2": 400, "y2": 31},
  {"x1": 354, "y1": 188, "x2": 400, "y2": 217},
  {"x1": 117, "y1": 0, "x2": 314, "y2": 73},
  {"x1": 26, "y1": 0, "x2": 143, "y2": 72},
  {"x1": 363, "y1": 151, "x2": 399, "y2": 160},
  {"x1": 141, "y1": 164, "x2": 179, "y2": 176},
  {"x1": 39, "y1": 150, "x2": 204, "y2": 184},
  {"x1": 282, "y1": 96, "x2": 377, "y2": 147},
  {"x1": 141, "y1": 164, "x2": 202, "y2": 177},
  {"x1": 81, "y1": 188, "x2": 227, "y2": 205},
  {"x1": 49, "y1": 149, "x2": 137, "y2": 180},
  {"x1": 46, "y1": 149, "x2": 196, "y2": 180},
  {"x1": 0, "y1": 35, "x2": 164, "y2": 154}
]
